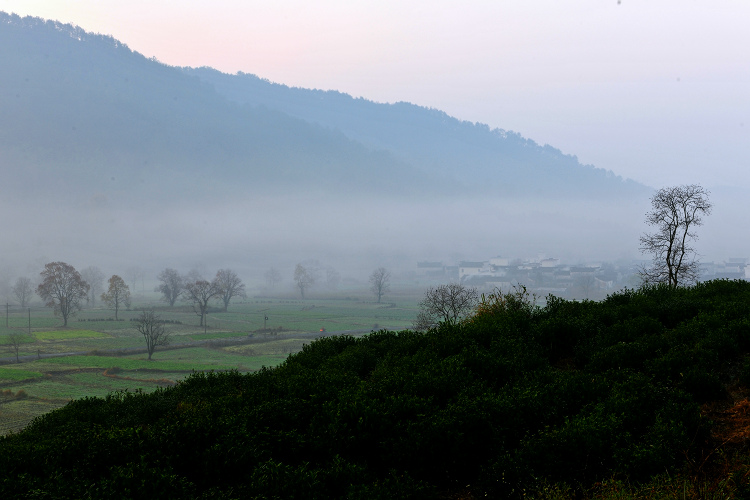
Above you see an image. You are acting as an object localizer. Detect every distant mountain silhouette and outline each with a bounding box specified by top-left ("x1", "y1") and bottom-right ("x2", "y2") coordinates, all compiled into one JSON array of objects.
[
  {"x1": 185, "y1": 67, "x2": 647, "y2": 197},
  {"x1": 0, "y1": 12, "x2": 646, "y2": 203}
]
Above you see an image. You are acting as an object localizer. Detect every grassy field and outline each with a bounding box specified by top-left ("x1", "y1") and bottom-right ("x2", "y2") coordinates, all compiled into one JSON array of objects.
[{"x1": 0, "y1": 293, "x2": 421, "y2": 434}]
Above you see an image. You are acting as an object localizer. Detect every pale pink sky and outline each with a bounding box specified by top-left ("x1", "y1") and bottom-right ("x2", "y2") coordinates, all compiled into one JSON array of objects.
[{"x1": 2, "y1": 0, "x2": 748, "y2": 189}]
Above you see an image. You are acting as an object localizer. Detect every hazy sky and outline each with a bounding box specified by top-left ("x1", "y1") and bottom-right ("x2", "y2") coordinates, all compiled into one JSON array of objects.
[{"x1": 2, "y1": 0, "x2": 748, "y2": 190}]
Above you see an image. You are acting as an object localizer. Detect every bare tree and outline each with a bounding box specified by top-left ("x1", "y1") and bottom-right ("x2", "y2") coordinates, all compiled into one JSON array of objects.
[
  {"x1": 573, "y1": 274, "x2": 596, "y2": 299},
  {"x1": 125, "y1": 266, "x2": 145, "y2": 292},
  {"x1": 369, "y1": 267, "x2": 391, "y2": 303},
  {"x1": 11, "y1": 277, "x2": 33, "y2": 308},
  {"x1": 155, "y1": 268, "x2": 183, "y2": 306},
  {"x1": 7, "y1": 332, "x2": 28, "y2": 363},
  {"x1": 325, "y1": 266, "x2": 341, "y2": 290},
  {"x1": 135, "y1": 310, "x2": 170, "y2": 360},
  {"x1": 264, "y1": 267, "x2": 282, "y2": 290},
  {"x1": 36, "y1": 262, "x2": 90, "y2": 327},
  {"x1": 639, "y1": 185, "x2": 712, "y2": 287},
  {"x1": 184, "y1": 279, "x2": 221, "y2": 327},
  {"x1": 80, "y1": 266, "x2": 105, "y2": 307},
  {"x1": 185, "y1": 268, "x2": 205, "y2": 283},
  {"x1": 214, "y1": 269, "x2": 246, "y2": 312},
  {"x1": 414, "y1": 283, "x2": 479, "y2": 331},
  {"x1": 293, "y1": 264, "x2": 315, "y2": 298},
  {"x1": 101, "y1": 275, "x2": 130, "y2": 320}
]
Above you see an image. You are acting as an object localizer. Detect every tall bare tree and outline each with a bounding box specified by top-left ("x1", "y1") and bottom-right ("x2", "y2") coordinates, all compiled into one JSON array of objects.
[
  {"x1": 11, "y1": 277, "x2": 33, "y2": 308},
  {"x1": 155, "y1": 268, "x2": 183, "y2": 307},
  {"x1": 369, "y1": 267, "x2": 391, "y2": 303},
  {"x1": 125, "y1": 266, "x2": 145, "y2": 292},
  {"x1": 80, "y1": 266, "x2": 105, "y2": 307},
  {"x1": 36, "y1": 262, "x2": 89, "y2": 327},
  {"x1": 264, "y1": 267, "x2": 281, "y2": 290},
  {"x1": 324, "y1": 266, "x2": 341, "y2": 290},
  {"x1": 7, "y1": 332, "x2": 27, "y2": 363},
  {"x1": 135, "y1": 310, "x2": 170, "y2": 360},
  {"x1": 184, "y1": 279, "x2": 220, "y2": 327},
  {"x1": 214, "y1": 269, "x2": 246, "y2": 312},
  {"x1": 414, "y1": 283, "x2": 478, "y2": 331},
  {"x1": 639, "y1": 185, "x2": 712, "y2": 287},
  {"x1": 293, "y1": 264, "x2": 315, "y2": 298},
  {"x1": 101, "y1": 275, "x2": 130, "y2": 320}
]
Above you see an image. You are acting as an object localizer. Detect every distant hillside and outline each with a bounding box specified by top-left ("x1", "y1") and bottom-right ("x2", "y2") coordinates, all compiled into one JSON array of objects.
[
  {"x1": 0, "y1": 12, "x2": 646, "y2": 202},
  {"x1": 185, "y1": 67, "x2": 646, "y2": 197},
  {"x1": 0, "y1": 12, "x2": 436, "y2": 201}
]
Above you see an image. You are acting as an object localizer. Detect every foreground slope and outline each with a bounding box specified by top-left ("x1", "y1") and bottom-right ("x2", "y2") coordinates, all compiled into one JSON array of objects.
[{"x1": 2, "y1": 280, "x2": 750, "y2": 498}]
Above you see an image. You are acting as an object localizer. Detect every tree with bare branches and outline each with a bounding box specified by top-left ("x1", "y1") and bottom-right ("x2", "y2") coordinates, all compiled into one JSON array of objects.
[
  {"x1": 135, "y1": 310, "x2": 170, "y2": 360},
  {"x1": 101, "y1": 275, "x2": 130, "y2": 320},
  {"x1": 369, "y1": 267, "x2": 391, "y2": 303},
  {"x1": 264, "y1": 267, "x2": 281, "y2": 290},
  {"x1": 125, "y1": 266, "x2": 145, "y2": 292},
  {"x1": 214, "y1": 269, "x2": 246, "y2": 312},
  {"x1": 413, "y1": 283, "x2": 479, "y2": 331},
  {"x1": 36, "y1": 262, "x2": 89, "y2": 327},
  {"x1": 155, "y1": 268, "x2": 183, "y2": 306},
  {"x1": 184, "y1": 279, "x2": 220, "y2": 327},
  {"x1": 80, "y1": 266, "x2": 105, "y2": 307},
  {"x1": 639, "y1": 185, "x2": 712, "y2": 287},
  {"x1": 11, "y1": 277, "x2": 33, "y2": 308},
  {"x1": 7, "y1": 332, "x2": 28, "y2": 363},
  {"x1": 293, "y1": 264, "x2": 315, "y2": 298}
]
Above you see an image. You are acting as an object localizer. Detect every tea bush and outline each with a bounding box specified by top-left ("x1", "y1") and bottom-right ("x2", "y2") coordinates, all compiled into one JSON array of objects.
[{"x1": 2, "y1": 279, "x2": 750, "y2": 498}]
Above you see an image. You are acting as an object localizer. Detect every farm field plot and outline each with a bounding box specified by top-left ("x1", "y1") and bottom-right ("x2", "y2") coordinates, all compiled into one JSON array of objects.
[
  {"x1": 0, "y1": 347, "x2": 289, "y2": 434},
  {"x1": 0, "y1": 294, "x2": 421, "y2": 434}
]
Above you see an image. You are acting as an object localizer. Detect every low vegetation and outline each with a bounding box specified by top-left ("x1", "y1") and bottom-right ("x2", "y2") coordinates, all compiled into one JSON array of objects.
[{"x1": 2, "y1": 280, "x2": 750, "y2": 498}]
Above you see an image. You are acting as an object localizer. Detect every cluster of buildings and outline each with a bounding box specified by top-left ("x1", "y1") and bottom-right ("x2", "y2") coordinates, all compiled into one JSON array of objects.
[{"x1": 415, "y1": 257, "x2": 748, "y2": 300}]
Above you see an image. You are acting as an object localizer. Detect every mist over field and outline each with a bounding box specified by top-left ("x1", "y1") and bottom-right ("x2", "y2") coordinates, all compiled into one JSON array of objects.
[
  {"x1": 0, "y1": 12, "x2": 747, "y2": 291},
  {"x1": 0, "y1": 192, "x2": 651, "y2": 285}
]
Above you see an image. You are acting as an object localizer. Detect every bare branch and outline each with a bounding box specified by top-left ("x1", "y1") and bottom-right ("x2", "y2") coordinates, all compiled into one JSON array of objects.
[{"x1": 639, "y1": 185, "x2": 711, "y2": 287}]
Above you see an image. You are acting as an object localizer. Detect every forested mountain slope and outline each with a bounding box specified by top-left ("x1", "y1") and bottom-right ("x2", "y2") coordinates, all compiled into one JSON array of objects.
[
  {"x1": 0, "y1": 12, "x2": 646, "y2": 202},
  {"x1": 185, "y1": 67, "x2": 647, "y2": 197},
  {"x1": 0, "y1": 13, "x2": 436, "y2": 201}
]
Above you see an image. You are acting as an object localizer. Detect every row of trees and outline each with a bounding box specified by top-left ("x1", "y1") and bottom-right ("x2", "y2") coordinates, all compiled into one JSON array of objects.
[
  {"x1": 292, "y1": 262, "x2": 393, "y2": 303},
  {"x1": 33, "y1": 262, "x2": 132, "y2": 326},
  {"x1": 155, "y1": 268, "x2": 246, "y2": 326},
  {"x1": 9, "y1": 265, "x2": 121, "y2": 310}
]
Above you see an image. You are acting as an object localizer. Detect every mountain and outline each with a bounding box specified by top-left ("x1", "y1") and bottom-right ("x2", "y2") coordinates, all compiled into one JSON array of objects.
[
  {"x1": 0, "y1": 13, "x2": 441, "y2": 202},
  {"x1": 0, "y1": 12, "x2": 653, "y2": 272},
  {"x1": 0, "y1": 12, "x2": 646, "y2": 203},
  {"x1": 185, "y1": 67, "x2": 646, "y2": 197}
]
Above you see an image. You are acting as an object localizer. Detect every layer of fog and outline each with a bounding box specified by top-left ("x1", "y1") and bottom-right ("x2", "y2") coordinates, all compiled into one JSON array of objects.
[{"x1": 1, "y1": 185, "x2": 746, "y2": 298}]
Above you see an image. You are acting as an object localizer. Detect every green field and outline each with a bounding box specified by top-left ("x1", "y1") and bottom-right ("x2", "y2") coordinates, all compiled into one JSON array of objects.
[
  {"x1": 33, "y1": 329, "x2": 110, "y2": 341},
  {"x1": 0, "y1": 293, "x2": 421, "y2": 434}
]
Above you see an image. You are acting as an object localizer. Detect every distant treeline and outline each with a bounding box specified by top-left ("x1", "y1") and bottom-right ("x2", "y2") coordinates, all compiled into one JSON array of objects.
[{"x1": 2, "y1": 280, "x2": 750, "y2": 498}]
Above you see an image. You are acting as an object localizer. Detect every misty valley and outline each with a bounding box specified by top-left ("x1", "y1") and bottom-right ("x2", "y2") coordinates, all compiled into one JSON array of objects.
[{"x1": 2, "y1": 11, "x2": 750, "y2": 500}]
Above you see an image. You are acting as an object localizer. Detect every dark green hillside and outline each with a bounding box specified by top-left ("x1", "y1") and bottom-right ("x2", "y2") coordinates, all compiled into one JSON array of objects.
[{"x1": 3, "y1": 280, "x2": 750, "y2": 499}]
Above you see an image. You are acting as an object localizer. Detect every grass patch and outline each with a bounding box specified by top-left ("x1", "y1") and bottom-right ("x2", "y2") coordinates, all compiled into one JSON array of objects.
[
  {"x1": 0, "y1": 367, "x2": 44, "y2": 382},
  {"x1": 0, "y1": 398, "x2": 69, "y2": 435},
  {"x1": 41, "y1": 348, "x2": 264, "y2": 372},
  {"x1": 42, "y1": 355, "x2": 226, "y2": 372},
  {"x1": 188, "y1": 331, "x2": 252, "y2": 341},
  {"x1": 34, "y1": 330, "x2": 110, "y2": 341},
  {"x1": 0, "y1": 333, "x2": 36, "y2": 345}
]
